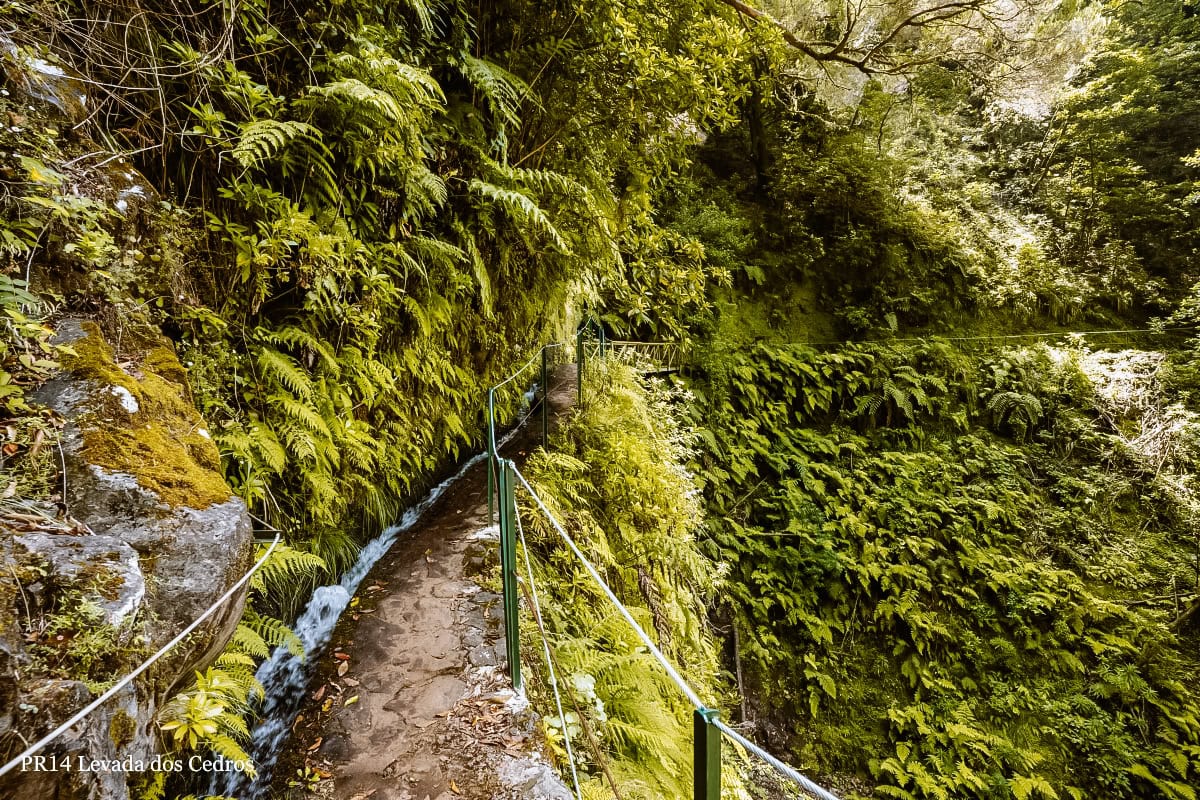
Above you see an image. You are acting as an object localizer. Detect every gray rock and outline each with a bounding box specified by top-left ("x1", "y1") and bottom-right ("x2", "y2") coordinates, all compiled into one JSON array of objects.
[
  {"x1": 13, "y1": 533, "x2": 145, "y2": 628},
  {"x1": 467, "y1": 645, "x2": 497, "y2": 668},
  {"x1": 496, "y1": 754, "x2": 573, "y2": 799},
  {"x1": 1, "y1": 319, "x2": 253, "y2": 800}
]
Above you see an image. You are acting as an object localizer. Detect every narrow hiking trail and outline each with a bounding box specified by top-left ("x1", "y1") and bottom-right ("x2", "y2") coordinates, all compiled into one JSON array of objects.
[{"x1": 269, "y1": 366, "x2": 578, "y2": 800}]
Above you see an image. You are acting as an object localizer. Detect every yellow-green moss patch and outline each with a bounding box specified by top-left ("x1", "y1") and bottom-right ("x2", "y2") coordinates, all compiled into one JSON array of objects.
[{"x1": 63, "y1": 322, "x2": 231, "y2": 509}]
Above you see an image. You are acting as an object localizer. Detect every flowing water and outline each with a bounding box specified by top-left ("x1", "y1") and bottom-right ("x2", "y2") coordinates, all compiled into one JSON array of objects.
[{"x1": 209, "y1": 391, "x2": 538, "y2": 799}]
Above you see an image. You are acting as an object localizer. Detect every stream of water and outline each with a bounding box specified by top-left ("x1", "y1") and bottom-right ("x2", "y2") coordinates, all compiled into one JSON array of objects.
[{"x1": 208, "y1": 390, "x2": 537, "y2": 799}]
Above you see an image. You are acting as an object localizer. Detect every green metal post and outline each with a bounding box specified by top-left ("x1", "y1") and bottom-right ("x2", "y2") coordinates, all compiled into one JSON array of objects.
[
  {"x1": 576, "y1": 328, "x2": 584, "y2": 406},
  {"x1": 694, "y1": 708, "x2": 721, "y2": 800},
  {"x1": 541, "y1": 347, "x2": 549, "y2": 448},
  {"x1": 498, "y1": 460, "x2": 522, "y2": 690},
  {"x1": 487, "y1": 389, "x2": 496, "y2": 526}
]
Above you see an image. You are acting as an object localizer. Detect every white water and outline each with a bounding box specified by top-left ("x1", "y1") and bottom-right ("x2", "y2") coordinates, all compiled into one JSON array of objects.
[{"x1": 209, "y1": 398, "x2": 538, "y2": 798}]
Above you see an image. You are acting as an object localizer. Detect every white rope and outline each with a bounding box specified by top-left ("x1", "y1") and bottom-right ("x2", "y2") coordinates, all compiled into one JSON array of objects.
[
  {"x1": 714, "y1": 719, "x2": 841, "y2": 800},
  {"x1": 512, "y1": 465, "x2": 843, "y2": 800},
  {"x1": 0, "y1": 533, "x2": 282, "y2": 779},
  {"x1": 511, "y1": 467, "x2": 706, "y2": 710},
  {"x1": 491, "y1": 342, "x2": 565, "y2": 392},
  {"x1": 514, "y1": 502, "x2": 583, "y2": 800}
]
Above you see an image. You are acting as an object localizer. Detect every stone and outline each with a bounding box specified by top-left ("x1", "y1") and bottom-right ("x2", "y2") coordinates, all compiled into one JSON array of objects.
[
  {"x1": 13, "y1": 533, "x2": 145, "y2": 627},
  {"x1": 495, "y1": 754, "x2": 573, "y2": 800},
  {"x1": 467, "y1": 645, "x2": 497, "y2": 668}
]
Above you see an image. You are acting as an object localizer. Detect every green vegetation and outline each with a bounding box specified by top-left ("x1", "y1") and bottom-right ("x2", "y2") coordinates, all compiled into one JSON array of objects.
[
  {"x1": 520, "y1": 360, "x2": 745, "y2": 800},
  {"x1": 5, "y1": 0, "x2": 1200, "y2": 796},
  {"x1": 689, "y1": 339, "x2": 1200, "y2": 797}
]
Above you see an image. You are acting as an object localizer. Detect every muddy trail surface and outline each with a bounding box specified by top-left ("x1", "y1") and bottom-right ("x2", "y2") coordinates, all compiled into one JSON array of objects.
[{"x1": 269, "y1": 366, "x2": 577, "y2": 800}]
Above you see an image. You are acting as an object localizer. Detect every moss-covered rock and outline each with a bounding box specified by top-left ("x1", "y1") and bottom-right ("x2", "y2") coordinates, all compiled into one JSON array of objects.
[
  {"x1": 61, "y1": 321, "x2": 229, "y2": 509},
  {"x1": 0, "y1": 318, "x2": 254, "y2": 800}
]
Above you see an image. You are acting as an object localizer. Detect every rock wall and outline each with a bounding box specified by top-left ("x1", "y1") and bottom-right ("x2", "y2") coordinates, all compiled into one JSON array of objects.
[{"x1": 0, "y1": 321, "x2": 253, "y2": 800}]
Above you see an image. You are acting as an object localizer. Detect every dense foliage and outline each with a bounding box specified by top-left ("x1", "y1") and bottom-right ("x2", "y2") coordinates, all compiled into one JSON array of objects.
[
  {"x1": 519, "y1": 361, "x2": 739, "y2": 800},
  {"x1": 691, "y1": 338, "x2": 1200, "y2": 798},
  {"x1": 6, "y1": 0, "x2": 1200, "y2": 796}
]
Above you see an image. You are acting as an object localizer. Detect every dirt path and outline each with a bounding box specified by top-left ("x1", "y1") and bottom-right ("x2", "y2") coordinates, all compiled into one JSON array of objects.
[{"x1": 270, "y1": 367, "x2": 577, "y2": 800}]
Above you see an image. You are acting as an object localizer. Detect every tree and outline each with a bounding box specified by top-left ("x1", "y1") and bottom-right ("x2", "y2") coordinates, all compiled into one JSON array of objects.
[{"x1": 715, "y1": 0, "x2": 1052, "y2": 80}]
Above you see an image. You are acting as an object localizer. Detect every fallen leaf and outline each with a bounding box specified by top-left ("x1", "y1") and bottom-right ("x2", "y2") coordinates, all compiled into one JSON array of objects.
[
  {"x1": 337, "y1": 661, "x2": 349, "y2": 676},
  {"x1": 2, "y1": 481, "x2": 16, "y2": 499},
  {"x1": 28, "y1": 428, "x2": 44, "y2": 458},
  {"x1": 306, "y1": 737, "x2": 323, "y2": 752},
  {"x1": 3, "y1": 443, "x2": 19, "y2": 456},
  {"x1": 312, "y1": 685, "x2": 326, "y2": 702},
  {"x1": 343, "y1": 677, "x2": 360, "y2": 687},
  {"x1": 345, "y1": 695, "x2": 359, "y2": 706},
  {"x1": 449, "y1": 779, "x2": 461, "y2": 794},
  {"x1": 347, "y1": 791, "x2": 377, "y2": 800},
  {"x1": 333, "y1": 652, "x2": 350, "y2": 661},
  {"x1": 321, "y1": 698, "x2": 333, "y2": 713}
]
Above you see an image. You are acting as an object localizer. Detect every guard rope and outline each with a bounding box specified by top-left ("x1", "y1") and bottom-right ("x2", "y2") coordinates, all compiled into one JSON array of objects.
[
  {"x1": 0, "y1": 533, "x2": 282, "y2": 780},
  {"x1": 714, "y1": 719, "x2": 840, "y2": 800},
  {"x1": 514, "y1": 502, "x2": 583, "y2": 800},
  {"x1": 512, "y1": 468, "x2": 706, "y2": 710},
  {"x1": 512, "y1": 465, "x2": 840, "y2": 797}
]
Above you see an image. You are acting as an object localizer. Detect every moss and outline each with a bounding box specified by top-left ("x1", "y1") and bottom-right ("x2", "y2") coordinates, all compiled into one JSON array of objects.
[
  {"x1": 109, "y1": 710, "x2": 136, "y2": 748},
  {"x1": 63, "y1": 322, "x2": 230, "y2": 509}
]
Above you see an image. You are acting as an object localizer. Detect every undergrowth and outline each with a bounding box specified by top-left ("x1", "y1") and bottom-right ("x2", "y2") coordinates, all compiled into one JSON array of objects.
[
  {"x1": 519, "y1": 359, "x2": 749, "y2": 800},
  {"x1": 692, "y1": 338, "x2": 1200, "y2": 799}
]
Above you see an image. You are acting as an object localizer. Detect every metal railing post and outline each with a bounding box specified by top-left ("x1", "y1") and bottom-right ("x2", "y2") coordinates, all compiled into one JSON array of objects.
[
  {"x1": 498, "y1": 459, "x2": 522, "y2": 690},
  {"x1": 694, "y1": 708, "x2": 721, "y2": 800},
  {"x1": 487, "y1": 389, "x2": 497, "y2": 526},
  {"x1": 576, "y1": 328, "x2": 584, "y2": 405},
  {"x1": 541, "y1": 346, "x2": 549, "y2": 448}
]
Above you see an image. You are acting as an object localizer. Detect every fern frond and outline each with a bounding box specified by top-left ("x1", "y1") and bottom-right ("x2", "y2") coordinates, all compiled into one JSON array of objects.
[
  {"x1": 233, "y1": 120, "x2": 320, "y2": 169},
  {"x1": 469, "y1": 179, "x2": 569, "y2": 253},
  {"x1": 457, "y1": 55, "x2": 527, "y2": 128},
  {"x1": 241, "y1": 609, "x2": 305, "y2": 658},
  {"x1": 257, "y1": 347, "x2": 314, "y2": 401},
  {"x1": 249, "y1": 545, "x2": 327, "y2": 597}
]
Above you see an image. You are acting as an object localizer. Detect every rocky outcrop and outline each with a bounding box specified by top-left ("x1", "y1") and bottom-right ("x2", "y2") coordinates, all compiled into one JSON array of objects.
[{"x1": 0, "y1": 320, "x2": 253, "y2": 800}]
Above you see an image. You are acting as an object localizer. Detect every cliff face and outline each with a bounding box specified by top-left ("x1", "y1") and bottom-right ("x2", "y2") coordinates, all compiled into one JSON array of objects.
[
  {"x1": 0, "y1": 318, "x2": 253, "y2": 800},
  {"x1": 0, "y1": 47, "x2": 253, "y2": 800}
]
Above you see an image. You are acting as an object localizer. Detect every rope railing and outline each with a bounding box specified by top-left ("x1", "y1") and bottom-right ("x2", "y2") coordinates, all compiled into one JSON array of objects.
[
  {"x1": 498, "y1": 458, "x2": 839, "y2": 800},
  {"x1": 514, "y1": 501, "x2": 583, "y2": 800},
  {"x1": 0, "y1": 533, "x2": 282, "y2": 781}
]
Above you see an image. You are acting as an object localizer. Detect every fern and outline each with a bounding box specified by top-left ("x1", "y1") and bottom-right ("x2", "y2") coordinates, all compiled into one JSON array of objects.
[
  {"x1": 457, "y1": 54, "x2": 528, "y2": 129},
  {"x1": 249, "y1": 544, "x2": 327, "y2": 598},
  {"x1": 469, "y1": 179, "x2": 569, "y2": 252},
  {"x1": 232, "y1": 120, "x2": 320, "y2": 169},
  {"x1": 987, "y1": 390, "x2": 1044, "y2": 441}
]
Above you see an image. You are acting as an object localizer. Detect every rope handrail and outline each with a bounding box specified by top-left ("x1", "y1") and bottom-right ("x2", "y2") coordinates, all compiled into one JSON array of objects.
[
  {"x1": 509, "y1": 462, "x2": 840, "y2": 798},
  {"x1": 0, "y1": 533, "x2": 282, "y2": 780},
  {"x1": 785, "y1": 325, "x2": 1200, "y2": 348},
  {"x1": 714, "y1": 719, "x2": 840, "y2": 800},
  {"x1": 514, "y1": 501, "x2": 583, "y2": 800},
  {"x1": 511, "y1": 465, "x2": 706, "y2": 710},
  {"x1": 490, "y1": 342, "x2": 566, "y2": 393}
]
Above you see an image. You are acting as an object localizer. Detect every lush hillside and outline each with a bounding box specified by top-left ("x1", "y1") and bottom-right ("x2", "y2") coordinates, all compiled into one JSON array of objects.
[{"x1": 2, "y1": 0, "x2": 1199, "y2": 797}]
